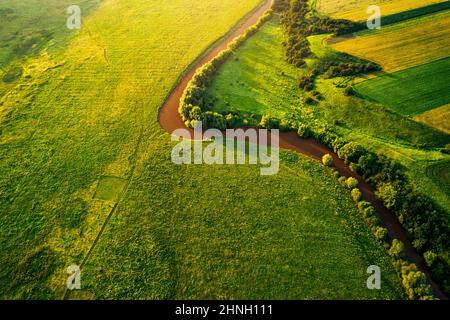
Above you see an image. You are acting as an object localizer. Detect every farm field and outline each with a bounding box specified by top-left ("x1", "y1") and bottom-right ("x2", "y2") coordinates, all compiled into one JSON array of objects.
[
  {"x1": 0, "y1": 0, "x2": 407, "y2": 300},
  {"x1": 354, "y1": 57, "x2": 450, "y2": 116},
  {"x1": 331, "y1": 10, "x2": 450, "y2": 72},
  {"x1": 206, "y1": 15, "x2": 450, "y2": 215},
  {"x1": 316, "y1": 0, "x2": 448, "y2": 22},
  {"x1": 416, "y1": 104, "x2": 450, "y2": 134}
]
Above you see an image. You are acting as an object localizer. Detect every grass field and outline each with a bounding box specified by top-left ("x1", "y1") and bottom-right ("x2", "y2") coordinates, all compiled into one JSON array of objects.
[
  {"x1": 316, "y1": 0, "x2": 447, "y2": 22},
  {"x1": 0, "y1": 0, "x2": 101, "y2": 68},
  {"x1": 331, "y1": 10, "x2": 450, "y2": 72},
  {"x1": 207, "y1": 16, "x2": 450, "y2": 215},
  {"x1": 416, "y1": 104, "x2": 450, "y2": 134},
  {"x1": 355, "y1": 57, "x2": 450, "y2": 116},
  {"x1": 209, "y1": 18, "x2": 301, "y2": 118},
  {"x1": 79, "y1": 147, "x2": 405, "y2": 299},
  {"x1": 0, "y1": 0, "x2": 406, "y2": 300}
]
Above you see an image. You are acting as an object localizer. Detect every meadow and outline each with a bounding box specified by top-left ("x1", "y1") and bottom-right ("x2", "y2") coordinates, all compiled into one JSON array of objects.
[
  {"x1": 355, "y1": 57, "x2": 450, "y2": 116},
  {"x1": 331, "y1": 10, "x2": 450, "y2": 72},
  {"x1": 0, "y1": 0, "x2": 101, "y2": 67},
  {"x1": 316, "y1": 0, "x2": 447, "y2": 22},
  {"x1": 0, "y1": 0, "x2": 405, "y2": 300},
  {"x1": 209, "y1": 18, "x2": 301, "y2": 119}
]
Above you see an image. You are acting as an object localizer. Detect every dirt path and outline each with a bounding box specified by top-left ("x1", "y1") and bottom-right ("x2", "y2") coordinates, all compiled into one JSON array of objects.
[{"x1": 158, "y1": 0, "x2": 447, "y2": 300}]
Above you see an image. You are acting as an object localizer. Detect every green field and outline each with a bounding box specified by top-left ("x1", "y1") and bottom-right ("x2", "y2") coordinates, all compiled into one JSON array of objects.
[
  {"x1": 0, "y1": 0, "x2": 406, "y2": 299},
  {"x1": 0, "y1": 0, "x2": 101, "y2": 68},
  {"x1": 80, "y1": 148, "x2": 405, "y2": 299},
  {"x1": 209, "y1": 18, "x2": 301, "y2": 118},
  {"x1": 206, "y1": 16, "x2": 450, "y2": 216},
  {"x1": 355, "y1": 58, "x2": 450, "y2": 116}
]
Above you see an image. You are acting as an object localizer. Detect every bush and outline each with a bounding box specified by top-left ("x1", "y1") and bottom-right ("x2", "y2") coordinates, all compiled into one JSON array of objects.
[
  {"x1": 388, "y1": 239, "x2": 405, "y2": 258},
  {"x1": 345, "y1": 177, "x2": 358, "y2": 189},
  {"x1": 373, "y1": 227, "x2": 388, "y2": 242},
  {"x1": 297, "y1": 124, "x2": 311, "y2": 138},
  {"x1": 351, "y1": 188, "x2": 362, "y2": 202},
  {"x1": 424, "y1": 251, "x2": 438, "y2": 267},
  {"x1": 322, "y1": 154, "x2": 333, "y2": 167},
  {"x1": 402, "y1": 269, "x2": 434, "y2": 300},
  {"x1": 259, "y1": 115, "x2": 280, "y2": 129},
  {"x1": 338, "y1": 176, "x2": 347, "y2": 187}
]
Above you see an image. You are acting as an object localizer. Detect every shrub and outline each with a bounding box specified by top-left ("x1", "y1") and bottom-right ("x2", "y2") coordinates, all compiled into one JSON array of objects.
[
  {"x1": 388, "y1": 239, "x2": 405, "y2": 258},
  {"x1": 338, "y1": 142, "x2": 364, "y2": 164},
  {"x1": 374, "y1": 227, "x2": 388, "y2": 242},
  {"x1": 297, "y1": 124, "x2": 311, "y2": 138},
  {"x1": 345, "y1": 177, "x2": 358, "y2": 189},
  {"x1": 424, "y1": 251, "x2": 438, "y2": 267},
  {"x1": 259, "y1": 115, "x2": 280, "y2": 129},
  {"x1": 351, "y1": 188, "x2": 362, "y2": 202},
  {"x1": 402, "y1": 269, "x2": 434, "y2": 300},
  {"x1": 322, "y1": 154, "x2": 333, "y2": 167},
  {"x1": 338, "y1": 176, "x2": 347, "y2": 187}
]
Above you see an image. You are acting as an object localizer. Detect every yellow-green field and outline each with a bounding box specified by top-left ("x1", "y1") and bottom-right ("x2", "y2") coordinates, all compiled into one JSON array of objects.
[
  {"x1": 416, "y1": 104, "x2": 450, "y2": 134},
  {"x1": 316, "y1": 0, "x2": 447, "y2": 21},
  {"x1": 331, "y1": 10, "x2": 450, "y2": 72}
]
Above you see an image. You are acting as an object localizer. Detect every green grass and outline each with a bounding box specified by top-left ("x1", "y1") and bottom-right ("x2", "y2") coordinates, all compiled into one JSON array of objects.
[
  {"x1": 355, "y1": 58, "x2": 450, "y2": 116},
  {"x1": 81, "y1": 146, "x2": 404, "y2": 299},
  {"x1": 209, "y1": 18, "x2": 302, "y2": 119},
  {"x1": 207, "y1": 16, "x2": 450, "y2": 215},
  {"x1": 0, "y1": 0, "x2": 102, "y2": 68},
  {"x1": 0, "y1": 0, "x2": 406, "y2": 300}
]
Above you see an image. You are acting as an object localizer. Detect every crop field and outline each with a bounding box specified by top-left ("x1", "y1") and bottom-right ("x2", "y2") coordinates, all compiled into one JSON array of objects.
[
  {"x1": 354, "y1": 57, "x2": 450, "y2": 116},
  {"x1": 331, "y1": 10, "x2": 450, "y2": 72},
  {"x1": 316, "y1": 0, "x2": 447, "y2": 22},
  {"x1": 416, "y1": 104, "x2": 450, "y2": 134},
  {"x1": 0, "y1": 0, "x2": 409, "y2": 300}
]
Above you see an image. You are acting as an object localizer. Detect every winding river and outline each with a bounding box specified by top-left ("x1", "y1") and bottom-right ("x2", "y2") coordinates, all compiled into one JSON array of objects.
[{"x1": 158, "y1": 0, "x2": 447, "y2": 300}]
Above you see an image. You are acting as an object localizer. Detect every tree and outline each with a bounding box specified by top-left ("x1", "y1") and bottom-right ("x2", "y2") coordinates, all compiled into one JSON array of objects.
[
  {"x1": 351, "y1": 188, "x2": 362, "y2": 202},
  {"x1": 297, "y1": 124, "x2": 311, "y2": 138},
  {"x1": 322, "y1": 154, "x2": 333, "y2": 167},
  {"x1": 346, "y1": 177, "x2": 358, "y2": 189},
  {"x1": 388, "y1": 239, "x2": 405, "y2": 258}
]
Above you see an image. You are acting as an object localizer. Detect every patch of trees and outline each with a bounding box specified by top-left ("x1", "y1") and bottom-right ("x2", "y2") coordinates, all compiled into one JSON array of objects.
[
  {"x1": 302, "y1": 123, "x2": 450, "y2": 297},
  {"x1": 276, "y1": 0, "x2": 380, "y2": 92},
  {"x1": 322, "y1": 61, "x2": 380, "y2": 78}
]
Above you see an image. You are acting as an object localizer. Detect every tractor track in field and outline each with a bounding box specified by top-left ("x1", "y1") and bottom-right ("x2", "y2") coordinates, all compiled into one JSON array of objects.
[{"x1": 158, "y1": 0, "x2": 448, "y2": 300}]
